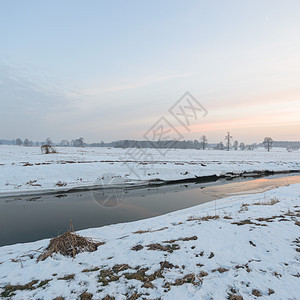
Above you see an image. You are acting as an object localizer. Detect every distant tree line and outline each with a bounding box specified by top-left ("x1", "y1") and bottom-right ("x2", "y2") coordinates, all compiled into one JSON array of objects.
[
  {"x1": 12, "y1": 137, "x2": 85, "y2": 148},
  {"x1": 89, "y1": 135, "x2": 260, "y2": 151},
  {"x1": 1, "y1": 135, "x2": 299, "y2": 152}
]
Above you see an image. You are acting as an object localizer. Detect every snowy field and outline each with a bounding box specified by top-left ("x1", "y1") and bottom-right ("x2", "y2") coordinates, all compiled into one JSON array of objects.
[
  {"x1": 0, "y1": 145, "x2": 299, "y2": 196},
  {"x1": 0, "y1": 183, "x2": 299, "y2": 299}
]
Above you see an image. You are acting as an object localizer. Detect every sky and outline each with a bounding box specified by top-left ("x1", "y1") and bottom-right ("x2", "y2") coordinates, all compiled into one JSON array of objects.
[{"x1": 0, "y1": 0, "x2": 299, "y2": 144}]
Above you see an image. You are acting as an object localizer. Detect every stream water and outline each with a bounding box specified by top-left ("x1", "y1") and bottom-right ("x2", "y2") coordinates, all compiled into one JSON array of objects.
[{"x1": 0, "y1": 173, "x2": 299, "y2": 246}]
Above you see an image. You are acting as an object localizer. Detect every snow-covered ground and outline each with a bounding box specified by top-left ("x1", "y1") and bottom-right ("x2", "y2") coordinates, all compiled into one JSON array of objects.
[
  {"x1": 0, "y1": 145, "x2": 299, "y2": 196},
  {"x1": 0, "y1": 183, "x2": 299, "y2": 299}
]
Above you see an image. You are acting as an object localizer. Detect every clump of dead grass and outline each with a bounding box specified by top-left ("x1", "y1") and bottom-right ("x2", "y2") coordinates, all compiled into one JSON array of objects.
[
  {"x1": 37, "y1": 222, "x2": 104, "y2": 261},
  {"x1": 41, "y1": 144, "x2": 57, "y2": 154}
]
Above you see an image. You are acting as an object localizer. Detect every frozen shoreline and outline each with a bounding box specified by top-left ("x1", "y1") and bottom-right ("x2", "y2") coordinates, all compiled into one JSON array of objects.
[
  {"x1": 0, "y1": 183, "x2": 299, "y2": 299},
  {"x1": 1, "y1": 169, "x2": 300, "y2": 198}
]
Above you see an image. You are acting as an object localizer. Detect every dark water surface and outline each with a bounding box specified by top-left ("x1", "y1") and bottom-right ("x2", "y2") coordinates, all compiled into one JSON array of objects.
[{"x1": 1, "y1": 174, "x2": 300, "y2": 246}]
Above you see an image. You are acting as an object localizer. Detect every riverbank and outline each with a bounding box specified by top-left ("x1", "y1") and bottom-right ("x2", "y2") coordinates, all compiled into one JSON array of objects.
[
  {"x1": 0, "y1": 183, "x2": 299, "y2": 299},
  {"x1": 0, "y1": 145, "x2": 299, "y2": 197}
]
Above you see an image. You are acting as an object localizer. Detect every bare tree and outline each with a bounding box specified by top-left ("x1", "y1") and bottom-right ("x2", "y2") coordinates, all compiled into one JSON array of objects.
[
  {"x1": 233, "y1": 140, "x2": 239, "y2": 150},
  {"x1": 215, "y1": 142, "x2": 225, "y2": 150},
  {"x1": 200, "y1": 135, "x2": 208, "y2": 150},
  {"x1": 193, "y1": 140, "x2": 200, "y2": 149},
  {"x1": 73, "y1": 137, "x2": 84, "y2": 147},
  {"x1": 239, "y1": 142, "x2": 245, "y2": 150},
  {"x1": 60, "y1": 140, "x2": 70, "y2": 147},
  {"x1": 225, "y1": 132, "x2": 233, "y2": 151},
  {"x1": 24, "y1": 138, "x2": 30, "y2": 146},
  {"x1": 45, "y1": 137, "x2": 52, "y2": 145},
  {"x1": 16, "y1": 138, "x2": 22, "y2": 146},
  {"x1": 263, "y1": 137, "x2": 273, "y2": 152}
]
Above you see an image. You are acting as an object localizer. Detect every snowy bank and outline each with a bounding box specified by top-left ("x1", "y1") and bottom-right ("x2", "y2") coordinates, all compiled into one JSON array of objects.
[
  {"x1": 0, "y1": 183, "x2": 299, "y2": 299},
  {"x1": 0, "y1": 145, "x2": 299, "y2": 196}
]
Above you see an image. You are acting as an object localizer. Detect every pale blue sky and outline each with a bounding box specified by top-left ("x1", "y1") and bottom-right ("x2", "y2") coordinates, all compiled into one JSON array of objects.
[{"x1": 0, "y1": 0, "x2": 299, "y2": 143}]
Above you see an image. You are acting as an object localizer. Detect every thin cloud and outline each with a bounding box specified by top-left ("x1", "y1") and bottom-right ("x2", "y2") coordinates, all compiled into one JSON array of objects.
[{"x1": 83, "y1": 72, "x2": 194, "y2": 95}]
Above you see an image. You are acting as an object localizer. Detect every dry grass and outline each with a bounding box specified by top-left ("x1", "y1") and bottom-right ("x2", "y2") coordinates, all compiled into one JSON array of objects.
[
  {"x1": 103, "y1": 296, "x2": 115, "y2": 300},
  {"x1": 198, "y1": 271, "x2": 208, "y2": 277},
  {"x1": 160, "y1": 261, "x2": 178, "y2": 269},
  {"x1": 97, "y1": 264, "x2": 166, "y2": 288},
  {"x1": 253, "y1": 197, "x2": 279, "y2": 206},
  {"x1": 55, "y1": 181, "x2": 67, "y2": 187},
  {"x1": 41, "y1": 144, "x2": 57, "y2": 154},
  {"x1": 252, "y1": 289, "x2": 262, "y2": 297},
  {"x1": 232, "y1": 219, "x2": 267, "y2": 226},
  {"x1": 146, "y1": 243, "x2": 180, "y2": 253},
  {"x1": 174, "y1": 274, "x2": 196, "y2": 286},
  {"x1": 162, "y1": 236, "x2": 197, "y2": 243},
  {"x1": 112, "y1": 264, "x2": 131, "y2": 273},
  {"x1": 58, "y1": 274, "x2": 75, "y2": 281},
  {"x1": 37, "y1": 279, "x2": 51, "y2": 288},
  {"x1": 228, "y1": 294, "x2": 243, "y2": 300},
  {"x1": 123, "y1": 267, "x2": 164, "y2": 282},
  {"x1": 26, "y1": 180, "x2": 41, "y2": 187},
  {"x1": 238, "y1": 203, "x2": 249, "y2": 213},
  {"x1": 133, "y1": 227, "x2": 168, "y2": 234},
  {"x1": 212, "y1": 267, "x2": 229, "y2": 273},
  {"x1": 187, "y1": 215, "x2": 219, "y2": 222},
  {"x1": 1, "y1": 280, "x2": 39, "y2": 298},
  {"x1": 82, "y1": 267, "x2": 100, "y2": 273},
  {"x1": 80, "y1": 292, "x2": 93, "y2": 300},
  {"x1": 1, "y1": 279, "x2": 52, "y2": 298},
  {"x1": 268, "y1": 289, "x2": 275, "y2": 295},
  {"x1": 37, "y1": 228, "x2": 104, "y2": 261},
  {"x1": 131, "y1": 244, "x2": 143, "y2": 251}
]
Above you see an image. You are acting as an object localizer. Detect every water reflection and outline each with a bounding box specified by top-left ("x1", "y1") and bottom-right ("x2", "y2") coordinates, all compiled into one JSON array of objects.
[{"x1": 0, "y1": 174, "x2": 299, "y2": 246}]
